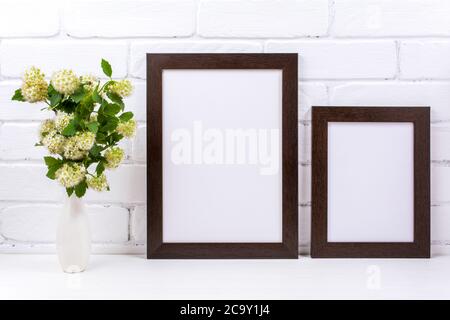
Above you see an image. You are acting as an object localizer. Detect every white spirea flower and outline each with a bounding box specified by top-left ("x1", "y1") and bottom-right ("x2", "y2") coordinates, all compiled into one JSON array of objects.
[
  {"x1": 42, "y1": 131, "x2": 66, "y2": 154},
  {"x1": 74, "y1": 131, "x2": 96, "y2": 151},
  {"x1": 22, "y1": 82, "x2": 48, "y2": 103},
  {"x1": 104, "y1": 147, "x2": 124, "y2": 169},
  {"x1": 23, "y1": 66, "x2": 45, "y2": 84},
  {"x1": 109, "y1": 79, "x2": 133, "y2": 97},
  {"x1": 21, "y1": 66, "x2": 48, "y2": 103},
  {"x1": 62, "y1": 131, "x2": 95, "y2": 160},
  {"x1": 63, "y1": 138, "x2": 88, "y2": 160},
  {"x1": 54, "y1": 112, "x2": 73, "y2": 132},
  {"x1": 51, "y1": 69, "x2": 80, "y2": 95},
  {"x1": 116, "y1": 119, "x2": 136, "y2": 138},
  {"x1": 39, "y1": 119, "x2": 56, "y2": 140},
  {"x1": 81, "y1": 74, "x2": 99, "y2": 92},
  {"x1": 55, "y1": 163, "x2": 86, "y2": 188},
  {"x1": 86, "y1": 174, "x2": 108, "y2": 192}
]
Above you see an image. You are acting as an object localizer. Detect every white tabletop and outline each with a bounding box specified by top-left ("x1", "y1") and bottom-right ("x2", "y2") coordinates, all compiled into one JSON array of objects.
[{"x1": 1, "y1": 254, "x2": 448, "y2": 300}]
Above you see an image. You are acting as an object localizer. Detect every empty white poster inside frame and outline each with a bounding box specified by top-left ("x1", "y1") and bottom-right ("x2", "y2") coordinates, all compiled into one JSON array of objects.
[
  {"x1": 162, "y1": 69, "x2": 283, "y2": 243},
  {"x1": 327, "y1": 122, "x2": 414, "y2": 242}
]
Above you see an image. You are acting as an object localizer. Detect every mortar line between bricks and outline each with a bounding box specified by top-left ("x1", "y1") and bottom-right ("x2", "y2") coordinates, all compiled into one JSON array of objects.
[
  {"x1": 4, "y1": 36, "x2": 450, "y2": 43},
  {"x1": 0, "y1": 200, "x2": 147, "y2": 207},
  {"x1": 194, "y1": 0, "x2": 200, "y2": 37},
  {"x1": 127, "y1": 207, "x2": 132, "y2": 242},
  {"x1": 7, "y1": 75, "x2": 450, "y2": 83},
  {"x1": 0, "y1": 239, "x2": 135, "y2": 246},
  {"x1": 125, "y1": 77, "x2": 450, "y2": 82},
  {"x1": 327, "y1": 0, "x2": 336, "y2": 37},
  {"x1": 5, "y1": 159, "x2": 450, "y2": 165},
  {"x1": 394, "y1": 40, "x2": 401, "y2": 79}
]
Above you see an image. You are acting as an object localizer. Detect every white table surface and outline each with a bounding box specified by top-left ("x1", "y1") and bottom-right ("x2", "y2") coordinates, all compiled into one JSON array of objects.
[{"x1": 1, "y1": 254, "x2": 449, "y2": 300}]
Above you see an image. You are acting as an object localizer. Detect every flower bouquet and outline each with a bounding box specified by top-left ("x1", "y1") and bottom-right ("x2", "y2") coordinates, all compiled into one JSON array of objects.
[
  {"x1": 11, "y1": 59, "x2": 136, "y2": 197},
  {"x1": 11, "y1": 59, "x2": 136, "y2": 272}
]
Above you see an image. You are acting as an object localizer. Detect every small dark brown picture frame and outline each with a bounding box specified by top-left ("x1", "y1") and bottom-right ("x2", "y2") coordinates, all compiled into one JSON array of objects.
[
  {"x1": 311, "y1": 107, "x2": 430, "y2": 258},
  {"x1": 147, "y1": 54, "x2": 298, "y2": 259}
]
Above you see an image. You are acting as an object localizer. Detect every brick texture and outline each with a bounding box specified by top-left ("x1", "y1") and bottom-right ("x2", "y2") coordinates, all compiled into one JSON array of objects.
[{"x1": 0, "y1": 0, "x2": 448, "y2": 253}]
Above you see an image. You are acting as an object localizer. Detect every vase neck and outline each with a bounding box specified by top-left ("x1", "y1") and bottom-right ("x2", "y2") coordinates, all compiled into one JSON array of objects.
[{"x1": 66, "y1": 195, "x2": 85, "y2": 213}]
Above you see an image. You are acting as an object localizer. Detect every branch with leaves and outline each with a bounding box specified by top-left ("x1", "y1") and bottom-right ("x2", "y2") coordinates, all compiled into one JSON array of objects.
[{"x1": 11, "y1": 59, "x2": 136, "y2": 198}]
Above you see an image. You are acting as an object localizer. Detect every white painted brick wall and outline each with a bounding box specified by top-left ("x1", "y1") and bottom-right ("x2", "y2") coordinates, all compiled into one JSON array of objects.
[
  {"x1": 330, "y1": 82, "x2": 450, "y2": 122},
  {"x1": 64, "y1": 0, "x2": 197, "y2": 38},
  {"x1": 0, "y1": 40, "x2": 128, "y2": 78},
  {"x1": 0, "y1": 123, "x2": 46, "y2": 160},
  {"x1": 0, "y1": 82, "x2": 54, "y2": 120},
  {"x1": 130, "y1": 40, "x2": 263, "y2": 78},
  {"x1": 0, "y1": 0, "x2": 60, "y2": 38},
  {"x1": 265, "y1": 40, "x2": 397, "y2": 79},
  {"x1": 198, "y1": 0, "x2": 329, "y2": 38},
  {"x1": 0, "y1": 204, "x2": 129, "y2": 243},
  {"x1": 432, "y1": 126, "x2": 450, "y2": 161},
  {"x1": 299, "y1": 82, "x2": 328, "y2": 121},
  {"x1": 432, "y1": 206, "x2": 450, "y2": 242},
  {"x1": 0, "y1": 0, "x2": 449, "y2": 254},
  {"x1": 400, "y1": 41, "x2": 450, "y2": 79},
  {"x1": 131, "y1": 206, "x2": 147, "y2": 245},
  {"x1": 333, "y1": 0, "x2": 450, "y2": 37},
  {"x1": 133, "y1": 125, "x2": 147, "y2": 162}
]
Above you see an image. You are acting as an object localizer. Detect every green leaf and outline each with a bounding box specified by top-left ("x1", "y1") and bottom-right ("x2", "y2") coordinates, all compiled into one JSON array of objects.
[
  {"x1": 95, "y1": 132, "x2": 107, "y2": 143},
  {"x1": 61, "y1": 119, "x2": 77, "y2": 137},
  {"x1": 44, "y1": 156, "x2": 63, "y2": 180},
  {"x1": 107, "y1": 132, "x2": 123, "y2": 145},
  {"x1": 44, "y1": 156, "x2": 60, "y2": 167},
  {"x1": 48, "y1": 84, "x2": 56, "y2": 95},
  {"x1": 71, "y1": 87, "x2": 87, "y2": 103},
  {"x1": 90, "y1": 144, "x2": 102, "y2": 157},
  {"x1": 101, "y1": 58, "x2": 112, "y2": 78},
  {"x1": 76, "y1": 98, "x2": 94, "y2": 119},
  {"x1": 92, "y1": 87, "x2": 102, "y2": 104},
  {"x1": 46, "y1": 164, "x2": 62, "y2": 180},
  {"x1": 12, "y1": 89, "x2": 25, "y2": 102},
  {"x1": 78, "y1": 119, "x2": 86, "y2": 130},
  {"x1": 49, "y1": 92, "x2": 62, "y2": 107},
  {"x1": 74, "y1": 180, "x2": 87, "y2": 198},
  {"x1": 107, "y1": 91, "x2": 124, "y2": 109},
  {"x1": 104, "y1": 103, "x2": 121, "y2": 116},
  {"x1": 58, "y1": 99, "x2": 77, "y2": 114},
  {"x1": 101, "y1": 117, "x2": 119, "y2": 132},
  {"x1": 66, "y1": 187, "x2": 74, "y2": 197},
  {"x1": 96, "y1": 161, "x2": 105, "y2": 175},
  {"x1": 86, "y1": 121, "x2": 99, "y2": 133},
  {"x1": 119, "y1": 111, "x2": 134, "y2": 122}
]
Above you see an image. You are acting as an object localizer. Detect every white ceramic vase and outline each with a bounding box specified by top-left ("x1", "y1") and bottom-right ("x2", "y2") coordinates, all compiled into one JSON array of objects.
[{"x1": 56, "y1": 195, "x2": 91, "y2": 273}]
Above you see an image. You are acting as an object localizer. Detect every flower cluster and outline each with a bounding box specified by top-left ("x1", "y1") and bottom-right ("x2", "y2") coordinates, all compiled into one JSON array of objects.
[
  {"x1": 21, "y1": 67, "x2": 48, "y2": 103},
  {"x1": 12, "y1": 59, "x2": 136, "y2": 198},
  {"x1": 110, "y1": 79, "x2": 133, "y2": 97},
  {"x1": 116, "y1": 119, "x2": 136, "y2": 138},
  {"x1": 55, "y1": 112, "x2": 74, "y2": 132},
  {"x1": 87, "y1": 174, "x2": 109, "y2": 192},
  {"x1": 51, "y1": 69, "x2": 80, "y2": 95},
  {"x1": 43, "y1": 132, "x2": 66, "y2": 154},
  {"x1": 63, "y1": 138, "x2": 88, "y2": 160},
  {"x1": 55, "y1": 163, "x2": 86, "y2": 188},
  {"x1": 63, "y1": 132, "x2": 95, "y2": 160},
  {"x1": 39, "y1": 119, "x2": 55, "y2": 139},
  {"x1": 80, "y1": 74, "x2": 98, "y2": 92},
  {"x1": 105, "y1": 147, "x2": 124, "y2": 169}
]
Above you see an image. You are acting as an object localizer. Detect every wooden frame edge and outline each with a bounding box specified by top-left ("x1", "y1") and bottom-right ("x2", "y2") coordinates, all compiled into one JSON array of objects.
[
  {"x1": 311, "y1": 106, "x2": 430, "y2": 259},
  {"x1": 147, "y1": 53, "x2": 299, "y2": 259}
]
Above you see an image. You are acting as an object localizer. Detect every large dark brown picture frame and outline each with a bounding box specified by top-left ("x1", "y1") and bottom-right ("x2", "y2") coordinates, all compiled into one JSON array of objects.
[
  {"x1": 147, "y1": 54, "x2": 298, "y2": 259},
  {"x1": 311, "y1": 107, "x2": 430, "y2": 258}
]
